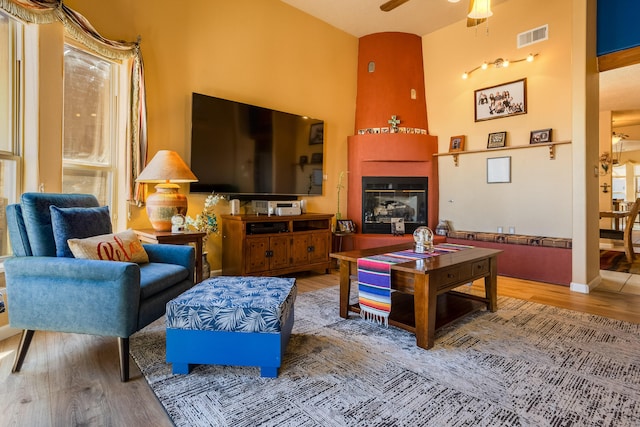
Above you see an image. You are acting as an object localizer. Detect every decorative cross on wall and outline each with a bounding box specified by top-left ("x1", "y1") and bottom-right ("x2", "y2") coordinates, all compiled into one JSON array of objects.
[{"x1": 388, "y1": 115, "x2": 400, "y2": 133}]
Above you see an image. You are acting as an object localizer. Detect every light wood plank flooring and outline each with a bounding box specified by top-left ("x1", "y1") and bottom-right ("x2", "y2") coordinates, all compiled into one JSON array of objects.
[{"x1": 1, "y1": 272, "x2": 638, "y2": 426}]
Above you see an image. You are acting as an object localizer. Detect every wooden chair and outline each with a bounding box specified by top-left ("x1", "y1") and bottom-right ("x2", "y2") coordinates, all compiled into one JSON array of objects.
[{"x1": 600, "y1": 197, "x2": 640, "y2": 263}]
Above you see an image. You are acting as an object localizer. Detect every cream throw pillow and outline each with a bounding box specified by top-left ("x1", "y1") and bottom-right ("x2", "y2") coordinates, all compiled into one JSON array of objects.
[{"x1": 67, "y1": 229, "x2": 149, "y2": 264}]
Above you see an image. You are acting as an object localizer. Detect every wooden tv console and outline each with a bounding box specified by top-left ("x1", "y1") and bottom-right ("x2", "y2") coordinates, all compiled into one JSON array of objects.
[{"x1": 221, "y1": 213, "x2": 334, "y2": 276}]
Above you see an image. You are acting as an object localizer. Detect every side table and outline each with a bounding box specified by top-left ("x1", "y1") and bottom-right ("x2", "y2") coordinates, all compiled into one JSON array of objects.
[{"x1": 134, "y1": 229, "x2": 206, "y2": 284}]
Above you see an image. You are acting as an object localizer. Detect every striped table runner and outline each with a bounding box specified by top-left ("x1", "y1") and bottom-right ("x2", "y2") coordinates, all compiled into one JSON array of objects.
[{"x1": 357, "y1": 243, "x2": 472, "y2": 326}]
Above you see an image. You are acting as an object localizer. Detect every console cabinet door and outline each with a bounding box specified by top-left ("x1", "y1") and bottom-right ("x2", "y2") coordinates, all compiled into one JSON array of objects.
[
  {"x1": 245, "y1": 237, "x2": 269, "y2": 274},
  {"x1": 291, "y1": 234, "x2": 310, "y2": 266},
  {"x1": 309, "y1": 232, "x2": 330, "y2": 263},
  {"x1": 269, "y1": 235, "x2": 291, "y2": 270}
]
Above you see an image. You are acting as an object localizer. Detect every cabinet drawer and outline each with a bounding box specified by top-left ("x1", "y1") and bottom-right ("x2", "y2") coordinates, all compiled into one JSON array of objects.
[
  {"x1": 469, "y1": 259, "x2": 489, "y2": 277},
  {"x1": 433, "y1": 267, "x2": 462, "y2": 287},
  {"x1": 433, "y1": 258, "x2": 490, "y2": 289}
]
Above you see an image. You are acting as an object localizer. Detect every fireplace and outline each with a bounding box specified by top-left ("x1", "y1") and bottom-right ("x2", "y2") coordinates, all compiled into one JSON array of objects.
[{"x1": 362, "y1": 176, "x2": 428, "y2": 234}]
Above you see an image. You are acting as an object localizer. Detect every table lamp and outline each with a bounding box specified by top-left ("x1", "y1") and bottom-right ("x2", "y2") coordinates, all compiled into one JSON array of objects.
[{"x1": 136, "y1": 150, "x2": 198, "y2": 231}]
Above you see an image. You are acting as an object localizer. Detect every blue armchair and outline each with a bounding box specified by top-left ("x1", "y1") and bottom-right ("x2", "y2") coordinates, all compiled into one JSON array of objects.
[{"x1": 4, "y1": 193, "x2": 195, "y2": 381}]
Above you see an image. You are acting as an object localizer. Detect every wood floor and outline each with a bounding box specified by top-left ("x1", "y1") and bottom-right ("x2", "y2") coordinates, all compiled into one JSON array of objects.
[{"x1": 1, "y1": 272, "x2": 638, "y2": 426}]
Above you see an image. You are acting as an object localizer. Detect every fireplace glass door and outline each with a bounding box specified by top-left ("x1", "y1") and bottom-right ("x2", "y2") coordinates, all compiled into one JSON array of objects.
[{"x1": 362, "y1": 176, "x2": 427, "y2": 234}]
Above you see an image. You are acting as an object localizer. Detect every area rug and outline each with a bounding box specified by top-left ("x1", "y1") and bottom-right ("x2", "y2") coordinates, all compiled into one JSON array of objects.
[
  {"x1": 600, "y1": 249, "x2": 640, "y2": 273},
  {"x1": 130, "y1": 286, "x2": 640, "y2": 427}
]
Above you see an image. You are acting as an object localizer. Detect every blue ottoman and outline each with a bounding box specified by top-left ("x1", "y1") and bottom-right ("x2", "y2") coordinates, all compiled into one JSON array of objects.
[{"x1": 166, "y1": 276, "x2": 296, "y2": 377}]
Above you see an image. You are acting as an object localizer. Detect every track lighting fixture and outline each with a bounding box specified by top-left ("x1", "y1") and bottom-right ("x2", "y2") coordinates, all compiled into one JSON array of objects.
[{"x1": 462, "y1": 53, "x2": 538, "y2": 79}]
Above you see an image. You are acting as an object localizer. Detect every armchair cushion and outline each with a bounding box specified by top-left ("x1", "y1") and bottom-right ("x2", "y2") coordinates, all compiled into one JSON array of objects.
[
  {"x1": 139, "y1": 262, "x2": 191, "y2": 300},
  {"x1": 21, "y1": 193, "x2": 100, "y2": 256},
  {"x1": 50, "y1": 205, "x2": 112, "y2": 257},
  {"x1": 68, "y1": 229, "x2": 149, "y2": 264}
]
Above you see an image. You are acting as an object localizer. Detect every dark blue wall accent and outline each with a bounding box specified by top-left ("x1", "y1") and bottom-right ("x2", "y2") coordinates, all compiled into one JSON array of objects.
[{"x1": 597, "y1": 0, "x2": 640, "y2": 56}]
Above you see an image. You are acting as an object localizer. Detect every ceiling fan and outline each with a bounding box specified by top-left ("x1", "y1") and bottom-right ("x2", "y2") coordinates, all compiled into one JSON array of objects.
[{"x1": 379, "y1": 0, "x2": 490, "y2": 27}]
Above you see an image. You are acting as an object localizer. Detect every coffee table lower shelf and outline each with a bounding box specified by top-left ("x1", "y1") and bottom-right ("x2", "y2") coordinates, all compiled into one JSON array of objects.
[{"x1": 346, "y1": 291, "x2": 487, "y2": 333}]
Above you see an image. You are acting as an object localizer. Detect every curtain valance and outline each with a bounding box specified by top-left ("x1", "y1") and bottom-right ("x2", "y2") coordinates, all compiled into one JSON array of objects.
[{"x1": 0, "y1": 0, "x2": 147, "y2": 206}]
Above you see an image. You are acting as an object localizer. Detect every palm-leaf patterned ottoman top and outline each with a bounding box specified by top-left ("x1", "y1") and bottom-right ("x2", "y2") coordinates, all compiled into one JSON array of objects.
[{"x1": 166, "y1": 276, "x2": 297, "y2": 333}]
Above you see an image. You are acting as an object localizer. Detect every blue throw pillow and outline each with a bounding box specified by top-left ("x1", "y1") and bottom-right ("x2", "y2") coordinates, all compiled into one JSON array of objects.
[{"x1": 50, "y1": 205, "x2": 112, "y2": 257}]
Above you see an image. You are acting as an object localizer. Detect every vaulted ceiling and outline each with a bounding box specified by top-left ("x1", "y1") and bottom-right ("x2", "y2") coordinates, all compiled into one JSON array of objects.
[{"x1": 280, "y1": 0, "x2": 640, "y2": 137}]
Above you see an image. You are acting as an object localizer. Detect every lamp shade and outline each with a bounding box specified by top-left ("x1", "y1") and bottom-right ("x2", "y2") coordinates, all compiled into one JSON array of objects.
[
  {"x1": 467, "y1": 0, "x2": 493, "y2": 19},
  {"x1": 136, "y1": 150, "x2": 198, "y2": 231},
  {"x1": 135, "y1": 150, "x2": 198, "y2": 183}
]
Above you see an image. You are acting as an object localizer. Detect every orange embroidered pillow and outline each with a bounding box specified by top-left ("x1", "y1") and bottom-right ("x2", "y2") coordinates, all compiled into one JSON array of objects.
[{"x1": 67, "y1": 229, "x2": 149, "y2": 264}]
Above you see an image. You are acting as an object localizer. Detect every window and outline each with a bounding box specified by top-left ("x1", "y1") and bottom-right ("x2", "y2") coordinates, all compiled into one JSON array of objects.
[
  {"x1": 0, "y1": 12, "x2": 22, "y2": 258},
  {"x1": 612, "y1": 164, "x2": 626, "y2": 202},
  {"x1": 62, "y1": 44, "x2": 117, "y2": 207}
]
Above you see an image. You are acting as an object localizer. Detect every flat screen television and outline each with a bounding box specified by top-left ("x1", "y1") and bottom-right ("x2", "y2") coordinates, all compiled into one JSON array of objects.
[{"x1": 189, "y1": 92, "x2": 324, "y2": 199}]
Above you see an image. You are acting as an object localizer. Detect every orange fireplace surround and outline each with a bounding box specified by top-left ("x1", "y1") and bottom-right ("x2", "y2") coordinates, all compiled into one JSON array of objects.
[{"x1": 346, "y1": 32, "x2": 439, "y2": 249}]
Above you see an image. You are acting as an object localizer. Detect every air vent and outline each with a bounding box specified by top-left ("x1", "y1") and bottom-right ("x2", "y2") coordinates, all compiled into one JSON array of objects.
[{"x1": 517, "y1": 24, "x2": 548, "y2": 49}]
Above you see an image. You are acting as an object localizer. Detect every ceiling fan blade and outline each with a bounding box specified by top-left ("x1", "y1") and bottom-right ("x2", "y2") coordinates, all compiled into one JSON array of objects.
[{"x1": 380, "y1": 0, "x2": 411, "y2": 12}]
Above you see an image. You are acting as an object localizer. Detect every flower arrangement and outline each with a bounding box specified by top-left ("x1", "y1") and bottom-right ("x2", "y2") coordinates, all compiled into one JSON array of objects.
[{"x1": 185, "y1": 192, "x2": 224, "y2": 243}]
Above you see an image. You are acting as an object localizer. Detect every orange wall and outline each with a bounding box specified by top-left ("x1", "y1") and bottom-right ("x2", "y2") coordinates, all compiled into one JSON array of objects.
[{"x1": 355, "y1": 32, "x2": 428, "y2": 131}]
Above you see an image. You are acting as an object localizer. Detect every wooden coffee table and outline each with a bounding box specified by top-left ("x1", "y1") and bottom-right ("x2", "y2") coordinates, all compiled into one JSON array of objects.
[{"x1": 330, "y1": 243, "x2": 501, "y2": 349}]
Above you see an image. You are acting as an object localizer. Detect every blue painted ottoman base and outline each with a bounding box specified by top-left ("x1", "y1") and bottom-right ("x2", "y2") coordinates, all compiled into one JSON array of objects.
[{"x1": 166, "y1": 308, "x2": 294, "y2": 378}]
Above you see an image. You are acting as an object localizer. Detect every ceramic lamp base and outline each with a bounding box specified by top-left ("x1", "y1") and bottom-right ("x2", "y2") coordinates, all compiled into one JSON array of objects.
[{"x1": 146, "y1": 184, "x2": 188, "y2": 231}]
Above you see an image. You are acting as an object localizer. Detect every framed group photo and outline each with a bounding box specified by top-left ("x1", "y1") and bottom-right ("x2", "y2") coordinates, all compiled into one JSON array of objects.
[
  {"x1": 530, "y1": 128, "x2": 552, "y2": 144},
  {"x1": 474, "y1": 78, "x2": 527, "y2": 122},
  {"x1": 487, "y1": 131, "x2": 507, "y2": 149}
]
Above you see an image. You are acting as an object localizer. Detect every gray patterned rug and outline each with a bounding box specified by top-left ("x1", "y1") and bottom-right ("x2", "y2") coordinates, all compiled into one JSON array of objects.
[{"x1": 130, "y1": 286, "x2": 640, "y2": 427}]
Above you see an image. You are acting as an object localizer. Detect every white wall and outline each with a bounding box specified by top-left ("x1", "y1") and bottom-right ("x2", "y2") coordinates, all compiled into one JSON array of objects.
[{"x1": 423, "y1": 0, "x2": 574, "y2": 238}]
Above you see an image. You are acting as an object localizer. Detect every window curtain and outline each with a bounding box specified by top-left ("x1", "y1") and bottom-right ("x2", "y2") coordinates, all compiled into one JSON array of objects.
[{"x1": 0, "y1": 0, "x2": 148, "y2": 206}]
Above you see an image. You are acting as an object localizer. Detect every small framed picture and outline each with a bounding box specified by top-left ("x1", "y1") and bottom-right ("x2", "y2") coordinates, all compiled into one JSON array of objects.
[
  {"x1": 530, "y1": 128, "x2": 552, "y2": 144},
  {"x1": 391, "y1": 218, "x2": 405, "y2": 236},
  {"x1": 336, "y1": 219, "x2": 356, "y2": 233},
  {"x1": 449, "y1": 135, "x2": 465, "y2": 152},
  {"x1": 309, "y1": 122, "x2": 324, "y2": 145},
  {"x1": 487, "y1": 131, "x2": 507, "y2": 149}
]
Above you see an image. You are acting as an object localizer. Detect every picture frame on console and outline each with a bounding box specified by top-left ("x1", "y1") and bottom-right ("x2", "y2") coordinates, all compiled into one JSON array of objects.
[
  {"x1": 449, "y1": 135, "x2": 465, "y2": 152},
  {"x1": 530, "y1": 128, "x2": 552, "y2": 144},
  {"x1": 336, "y1": 219, "x2": 356, "y2": 233},
  {"x1": 474, "y1": 78, "x2": 527, "y2": 122},
  {"x1": 487, "y1": 131, "x2": 507, "y2": 148}
]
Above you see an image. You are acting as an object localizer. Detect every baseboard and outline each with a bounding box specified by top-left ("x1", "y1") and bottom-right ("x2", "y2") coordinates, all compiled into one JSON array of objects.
[{"x1": 570, "y1": 275, "x2": 601, "y2": 294}]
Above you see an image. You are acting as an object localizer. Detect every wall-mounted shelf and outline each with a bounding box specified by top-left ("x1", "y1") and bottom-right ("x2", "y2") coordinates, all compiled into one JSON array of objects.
[{"x1": 433, "y1": 141, "x2": 572, "y2": 166}]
